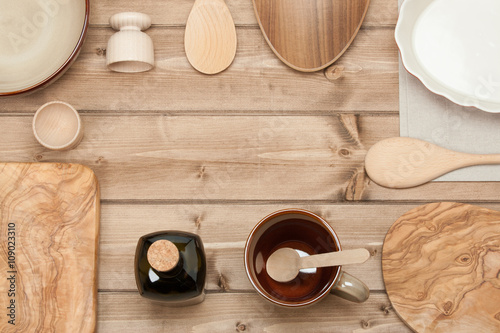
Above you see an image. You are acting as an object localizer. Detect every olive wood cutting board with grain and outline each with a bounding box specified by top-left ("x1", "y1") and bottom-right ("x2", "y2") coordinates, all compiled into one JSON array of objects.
[
  {"x1": 0, "y1": 163, "x2": 99, "y2": 332},
  {"x1": 253, "y1": 0, "x2": 370, "y2": 72},
  {"x1": 382, "y1": 202, "x2": 500, "y2": 332}
]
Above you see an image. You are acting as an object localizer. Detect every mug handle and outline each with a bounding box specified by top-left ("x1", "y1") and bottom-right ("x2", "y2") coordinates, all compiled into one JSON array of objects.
[{"x1": 330, "y1": 271, "x2": 369, "y2": 303}]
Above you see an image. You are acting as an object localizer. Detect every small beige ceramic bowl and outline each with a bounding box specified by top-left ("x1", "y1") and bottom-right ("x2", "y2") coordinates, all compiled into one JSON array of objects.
[{"x1": 33, "y1": 101, "x2": 83, "y2": 151}]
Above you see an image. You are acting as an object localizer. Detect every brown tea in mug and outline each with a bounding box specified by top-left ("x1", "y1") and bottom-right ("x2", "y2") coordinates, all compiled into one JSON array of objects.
[{"x1": 252, "y1": 218, "x2": 339, "y2": 303}]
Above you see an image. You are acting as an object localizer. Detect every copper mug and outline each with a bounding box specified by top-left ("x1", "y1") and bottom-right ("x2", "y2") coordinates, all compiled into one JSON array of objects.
[{"x1": 244, "y1": 209, "x2": 369, "y2": 307}]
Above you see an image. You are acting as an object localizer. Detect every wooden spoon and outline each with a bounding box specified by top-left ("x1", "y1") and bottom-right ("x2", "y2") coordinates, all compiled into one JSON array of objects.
[
  {"x1": 365, "y1": 137, "x2": 500, "y2": 189},
  {"x1": 185, "y1": 0, "x2": 237, "y2": 74},
  {"x1": 266, "y1": 247, "x2": 370, "y2": 283}
]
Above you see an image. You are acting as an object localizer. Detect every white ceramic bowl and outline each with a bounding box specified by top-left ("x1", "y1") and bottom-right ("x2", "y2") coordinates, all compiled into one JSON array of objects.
[
  {"x1": 396, "y1": 0, "x2": 500, "y2": 113},
  {"x1": 0, "y1": 0, "x2": 89, "y2": 96}
]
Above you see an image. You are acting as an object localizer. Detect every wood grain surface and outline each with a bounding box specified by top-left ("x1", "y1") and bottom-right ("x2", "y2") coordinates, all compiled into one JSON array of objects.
[
  {"x1": 0, "y1": 26, "x2": 399, "y2": 113},
  {"x1": 88, "y1": 0, "x2": 395, "y2": 26},
  {"x1": 2, "y1": 0, "x2": 498, "y2": 331},
  {"x1": 383, "y1": 202, "x2": 500, "y2": 332},
  {"x1": 98, "y1": 292, "x2": 410, "y2": 332},
  {"x1": 253, "y1": 0, "x2": 370, "y2": 71},
  {"x1": 0, "y1": 163, "x2": 99, "y2": 332}
]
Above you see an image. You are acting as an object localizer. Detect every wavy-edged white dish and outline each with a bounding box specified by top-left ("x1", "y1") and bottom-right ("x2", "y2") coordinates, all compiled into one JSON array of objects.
[
  {"x1": 396, "y1": 0, "x2": 500, "y2": 113},
  {"x1": 0, "y1": 0, "x2": 89, "y2": 96}
]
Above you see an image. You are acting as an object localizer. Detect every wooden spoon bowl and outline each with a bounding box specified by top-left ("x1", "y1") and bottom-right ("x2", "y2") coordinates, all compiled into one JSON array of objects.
[
  {"x1": 185, "y1": 0, "x2": 237, "y2": 74},
  {"x1": 266, "y1": 247, "x2": 370, "y2": 283}
]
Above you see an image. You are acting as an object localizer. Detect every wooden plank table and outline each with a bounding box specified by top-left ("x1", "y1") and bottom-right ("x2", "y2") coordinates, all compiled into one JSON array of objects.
[{"x1": 2, "y1": 0, "x2": 498, "y2": 331}]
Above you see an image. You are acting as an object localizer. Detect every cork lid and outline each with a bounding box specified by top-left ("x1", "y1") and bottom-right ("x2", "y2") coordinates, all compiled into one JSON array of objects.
[{"x1": 147, "y1": 240, "x2": 180, "y2": 272}]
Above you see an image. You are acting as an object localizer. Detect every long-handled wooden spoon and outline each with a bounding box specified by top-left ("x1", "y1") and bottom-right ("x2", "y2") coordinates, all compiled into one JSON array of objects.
[
  {"x1": 365, "y1": 137, "x2": 500, "y2": 189},
  {"x1": 266, "y1": 248, "x2": 370, "y2": 283},
  {"x1": 185, "y1": 0, "x2": 237, "y2": 74}
]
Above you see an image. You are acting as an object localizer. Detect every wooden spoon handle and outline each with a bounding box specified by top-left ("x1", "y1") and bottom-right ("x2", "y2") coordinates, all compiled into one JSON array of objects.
[
  {"x1": 465, "y1": 153, "x2": 500, "y2": 166},
  {"x1": 299, "y1": 248, "x2": 370, "y2": 269}
]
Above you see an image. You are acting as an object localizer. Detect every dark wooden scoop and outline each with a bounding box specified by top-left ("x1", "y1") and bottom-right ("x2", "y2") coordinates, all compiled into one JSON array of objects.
[{"x1": 253, "y1": 0, "x2": 370, "y2": 72}]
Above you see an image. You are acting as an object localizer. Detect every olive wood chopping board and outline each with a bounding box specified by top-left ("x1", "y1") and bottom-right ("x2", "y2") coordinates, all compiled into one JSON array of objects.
[
  {"x1": 382, "y1": 202, "x2": 500, "y2": 333},
  {"x1": 253, "y1": 0, "x2": 370, "y2": 72},
  {"x1": 0, "y1": 163, "x2": 99, "y2": 332}
]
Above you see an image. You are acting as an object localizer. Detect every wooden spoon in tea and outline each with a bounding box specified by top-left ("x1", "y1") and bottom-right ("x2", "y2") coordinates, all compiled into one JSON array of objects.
[
  {"x1": 185, "y1": 0, "x2": 237, "y2": 74},
  {"x1": 266, "y1": 248, "x2": 370, "y2": 283},
  {"x1": 365, "y1": 137, "x2": 500, "y2": 189}
]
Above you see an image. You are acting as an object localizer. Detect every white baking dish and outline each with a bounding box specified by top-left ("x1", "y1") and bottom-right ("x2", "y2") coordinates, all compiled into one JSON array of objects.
[{"x1": 396, "y1": 0, "x2": 500, "y2": 113}]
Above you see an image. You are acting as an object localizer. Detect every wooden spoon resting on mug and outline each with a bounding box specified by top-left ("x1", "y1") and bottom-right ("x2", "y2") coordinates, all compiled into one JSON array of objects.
[
  {"x1": 185, "y1": 0, "x2": 237, "y2": 74},
  {"x1": 266, "y1": 248, "x2": 370, "y2": 283},
  {"x1": 365, "y1": 137, "x2": 500, "y2": 188}
]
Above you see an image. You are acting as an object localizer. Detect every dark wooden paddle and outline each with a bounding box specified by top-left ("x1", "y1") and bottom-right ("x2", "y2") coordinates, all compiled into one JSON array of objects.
[{"x1": 253, "y1": 0, "x2": 370, "y2": 72}]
